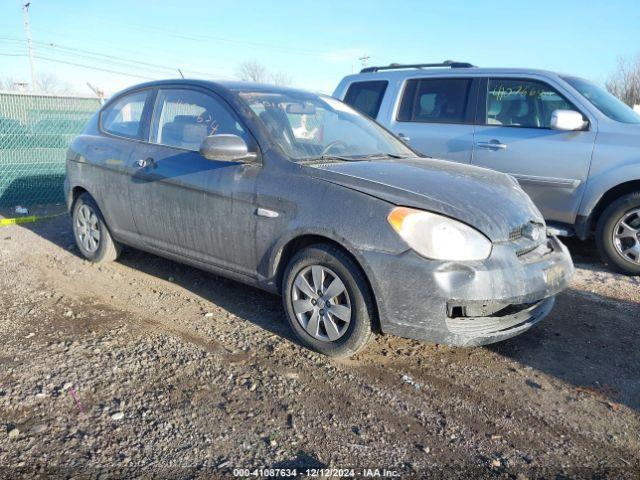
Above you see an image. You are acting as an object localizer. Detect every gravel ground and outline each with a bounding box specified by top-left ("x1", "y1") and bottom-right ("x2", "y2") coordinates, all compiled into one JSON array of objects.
[{"x1": 0, "y1": 215, "x2": 638, "y2": 479}]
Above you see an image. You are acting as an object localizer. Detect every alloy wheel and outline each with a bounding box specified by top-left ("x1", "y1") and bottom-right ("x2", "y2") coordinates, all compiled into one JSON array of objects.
[
  {"x1": 291, "y1": 265, "x2": 352, "y2": 342},
  {"x1": 76, "y1": 204, "x2": 101, "y2": 253},
  {"x1": 613, "y1": 207, "x2": 640, "y2": 264}
]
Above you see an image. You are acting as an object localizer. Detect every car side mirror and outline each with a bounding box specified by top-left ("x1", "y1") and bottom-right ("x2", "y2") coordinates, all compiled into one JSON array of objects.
[
  {"x1": 199, "y1": 134, "x2": 258, "y2": 163},
  {"x1": 550, "y1": 109, "x2": 587, "y2": 131}
]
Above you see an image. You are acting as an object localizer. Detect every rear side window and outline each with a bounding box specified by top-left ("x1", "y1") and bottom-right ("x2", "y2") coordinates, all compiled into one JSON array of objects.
[
  {"x1": 150, "y1": 89, "x2": 247, "y2": 151},
  {"x1": 486, "y1": 78, "x2": 580, "y2": 128},
  {"x1": 398, "y1": 78, "x2": 471, "y2": 123},
  {"x1": 343, "y1": 81, "x2": 388, "y2": 118},
  {"x1": 101, "y1": 91, "x2": 150, "y2": 139}
]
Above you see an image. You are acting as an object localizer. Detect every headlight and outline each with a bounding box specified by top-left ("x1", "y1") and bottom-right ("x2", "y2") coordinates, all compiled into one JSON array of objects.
[{"x1": 387, "y1": 207, "x2": 492, "y2": 261}]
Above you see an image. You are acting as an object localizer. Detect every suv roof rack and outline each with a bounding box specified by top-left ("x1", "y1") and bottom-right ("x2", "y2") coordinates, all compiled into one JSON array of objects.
[{"x1": 360, "y1": 60, "x2": 476, "y2": 73}]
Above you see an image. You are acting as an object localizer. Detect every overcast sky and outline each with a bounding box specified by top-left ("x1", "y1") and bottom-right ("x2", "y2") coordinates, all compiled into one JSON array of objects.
[{"x1": 1, "y1": 0, "x2": 639, "y2": 96}]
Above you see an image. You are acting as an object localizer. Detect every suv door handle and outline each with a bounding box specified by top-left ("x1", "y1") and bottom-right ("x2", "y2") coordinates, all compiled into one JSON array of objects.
[
  {"x1": 135, "y1": 157, "x2": 155, "y2": 168},
  {"x1": 476, "y1": 141, "x2": 507, "y2": 150},
  {"x1": 397, "y1": 133, "x2": 410, "y2": 142}
]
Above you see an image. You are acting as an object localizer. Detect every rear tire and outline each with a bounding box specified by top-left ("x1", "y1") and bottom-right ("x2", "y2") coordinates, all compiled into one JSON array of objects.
[
  {"x1": 595, "y1": 191, "x2": 640, "y2": 275},
  {"x1": 282, "y1": 244, "x2": 375, "y2": 357},
  {"x1": 72, "y1": 193, "x2": 121, "y2": 263}
]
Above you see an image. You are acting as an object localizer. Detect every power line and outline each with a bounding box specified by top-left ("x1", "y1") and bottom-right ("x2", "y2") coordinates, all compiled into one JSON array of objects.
[
  {"x1": 29, "y1": 26, "x2": 228, "y2": 70},
  {"x1": 107, "y1": 23, "x2": 323, "y2": 55},
  {"x1": 1, "y1": 37, "x2": 340, "y2": 85},
  {"x1": 0, "y1": 37, "x2": 237, "y2": 80},
  {"x1": 31, "y1": 46, "x2": 185, "y2": 76},
  {"x1": 27, "y1": 5, "x2": 325, "y2": 55},
  {"x1": 0, "y1": 40, "x2": 160, "y2": 79},
  {"x1": 39, "y1": 43, "x2": 235, "y2": 79},
  {"x1": 33, "y1": 46, "x2": 236, "y2": 80},
  {"x1": 33, "y1": 55, "x2": 156, "y2": 80},
  {"x1": 38, "y1": 42, "x2": 203, "y2": 74},
  {"x1": 0, "y1": 49, "x2": 159, "y2": 80}
]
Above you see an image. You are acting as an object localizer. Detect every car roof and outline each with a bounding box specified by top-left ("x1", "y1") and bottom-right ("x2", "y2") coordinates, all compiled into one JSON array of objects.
[
  {"x1": 340, "y1": 67, "x2": 570, "y2": 82},
  {"x1": 111, "y1": 79, "x2": 318, "y2": 100}
]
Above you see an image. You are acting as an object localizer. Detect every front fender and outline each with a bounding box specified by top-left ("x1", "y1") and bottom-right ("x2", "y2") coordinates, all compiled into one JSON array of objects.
[
  {"x1": 578, "y1": 162, "x2": 640, "y2": 220},
  {"x1": 262, "y1": 225, "x2": 397, "y2": 295}
]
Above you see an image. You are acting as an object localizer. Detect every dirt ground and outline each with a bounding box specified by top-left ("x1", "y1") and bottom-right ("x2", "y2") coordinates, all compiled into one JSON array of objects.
[{"x1": 0, "y1": 215, "x2": 638, "y2": 479}]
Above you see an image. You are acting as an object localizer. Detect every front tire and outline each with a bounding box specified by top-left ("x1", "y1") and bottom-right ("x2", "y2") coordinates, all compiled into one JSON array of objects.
[
  {"x1": 595, "y1": 192, "x2": 640, "y2": 275},
  {"x1": 282, "y1": 244, "x2": 375, "y2": 357},
  {"x1": 72, "y1": 193, "x2": 121, "y2": 263}
]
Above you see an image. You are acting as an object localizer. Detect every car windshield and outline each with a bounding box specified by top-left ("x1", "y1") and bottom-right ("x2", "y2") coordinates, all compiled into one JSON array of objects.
[
  {"x1": 237, "y1": 89, "x2": 414, "y2": 161},
  {"x1": 563, "y1": 76, "x2": 640, "y2": 124}
]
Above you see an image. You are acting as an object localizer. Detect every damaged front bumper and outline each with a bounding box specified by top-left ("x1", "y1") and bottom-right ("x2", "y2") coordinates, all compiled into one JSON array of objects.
[{"x1": 361, "y1": 235, "x2": 574, "y2": 346}]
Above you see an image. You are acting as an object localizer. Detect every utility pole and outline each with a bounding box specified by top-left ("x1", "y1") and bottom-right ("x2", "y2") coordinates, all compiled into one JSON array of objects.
[
  {"x1": 358, "y1": 55, "x2": 371, "y2": 69},
  {"x1": 21, "y1": 2, "x2": 37, "y2": 91}
]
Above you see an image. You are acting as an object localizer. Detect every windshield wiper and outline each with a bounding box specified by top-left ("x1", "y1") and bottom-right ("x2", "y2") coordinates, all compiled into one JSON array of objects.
[
  {"x1": 348, "y1": 152, "x2": 410, "y2": 160},
  {"x1": 302, "y1": 152, "x2": 409, "y2": 163},
  {"x1": 296, "y1": 155, "x2": 354, "y2": 165},
  {"x1": 318, "y1": 155, "x2": 357, "y2": 162}
]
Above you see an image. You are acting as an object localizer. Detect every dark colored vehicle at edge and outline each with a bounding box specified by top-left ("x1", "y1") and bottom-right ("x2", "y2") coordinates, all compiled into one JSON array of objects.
[{"x1": 65, "y1": 79, "x2": 574, "y2": 357}]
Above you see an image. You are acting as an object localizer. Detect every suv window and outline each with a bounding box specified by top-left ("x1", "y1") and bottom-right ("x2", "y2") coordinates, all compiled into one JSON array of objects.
[
  {"x1": 343, "y1": 81, "x2": 388, "y2": 118},
  {"x1": 486, "y1": 78, "x2": 580, "y2": 128},
  {"x1": 151, "y1": 89, "x2": 247, "y2": 150},
  {"x1": 101, "y1": 90, "x2": 150, "y2": 139},
  {"x1": 397, "y1": 78, "x2": 471, "y2": 123}
]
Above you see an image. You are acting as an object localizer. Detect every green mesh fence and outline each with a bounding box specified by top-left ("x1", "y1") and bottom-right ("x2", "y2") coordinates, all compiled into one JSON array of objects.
[{"x1": 0, "y1": 92, "x2": 101, "y2": 208}]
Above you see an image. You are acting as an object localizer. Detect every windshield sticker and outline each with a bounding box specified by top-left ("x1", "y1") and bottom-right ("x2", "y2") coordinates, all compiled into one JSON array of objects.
[{"x1": 490, "y1": 85, "x2": 557, "y2": 101}]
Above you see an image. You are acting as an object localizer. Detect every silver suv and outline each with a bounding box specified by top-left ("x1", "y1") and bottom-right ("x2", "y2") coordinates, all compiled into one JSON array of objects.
[{"x1": 334, "y1": 62, "x2": 640, "y2": 274}]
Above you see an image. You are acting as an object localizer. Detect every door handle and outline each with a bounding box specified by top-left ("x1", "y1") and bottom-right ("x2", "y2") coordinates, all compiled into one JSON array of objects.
[
  {"x1": 397, "y1": 133, "x2": 411, "y2": 142},
  {"x1": 476, "y1": 140, "x2": 507, "y2": 150},
  {"x1": 135, "y1": 157, "x2": 155, "y2": 168},
  {"x1": 256, "y1": 207, "x2": 279, "y2": 218}
]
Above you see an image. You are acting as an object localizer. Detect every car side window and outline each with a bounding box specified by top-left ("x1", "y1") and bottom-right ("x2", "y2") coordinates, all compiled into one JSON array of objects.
[
  {"x1": 343, "y1": 81, "x2": 388, "y2": 118},
  {"x1": 397, "y1": 78, "x2": 471, "y2": 124},
  {"x1": 486, "y1": 78, "x2": 580, "y2": 128},
  {"x1": 150, "y1": 89, "x2": 248, "y2": 151},
  {"x1": 101, "y1": 91, "x2": 151, "y2": 139}
]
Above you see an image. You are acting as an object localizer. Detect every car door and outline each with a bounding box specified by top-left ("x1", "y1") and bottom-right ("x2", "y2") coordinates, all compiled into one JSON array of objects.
[
  {"x1": 386, "y1": 76, "x2": 477, "y2": 163},
  {"x1": 87, "y1": 89, "x2": 154, "y2": 240},
  {"x1": 127, "y1": 87, "x2": 261, "y2": 277},
  {"x1": 472, "y1": 77, "x2": 597, "y2": 225}
]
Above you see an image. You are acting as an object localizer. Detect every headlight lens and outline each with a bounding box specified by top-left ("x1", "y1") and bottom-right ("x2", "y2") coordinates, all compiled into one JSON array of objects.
[{"x1": 387, "y1": 207, "x2": 492, "y2": 261}]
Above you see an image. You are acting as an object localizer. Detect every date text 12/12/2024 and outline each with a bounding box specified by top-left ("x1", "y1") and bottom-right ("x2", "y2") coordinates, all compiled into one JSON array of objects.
[{"x1": 232, "y1": 468, "x2": 401, "y2": 477}]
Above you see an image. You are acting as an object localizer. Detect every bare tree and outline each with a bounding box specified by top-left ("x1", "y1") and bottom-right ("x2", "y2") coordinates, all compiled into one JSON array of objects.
[
  {"x1": 606, "y1": 55, "x2": 640, "y2": 107},
  {"x1": 237, "y1": 60, "x2": 269, "y2": 83},
  {"x1": 35, "y1": 73, "x2": 72, "y2": 94},
  {"x1": 1, "y1": 73, "x2": 74, "y2": 94},
  {"x1": 270, "y1": 71, "x2": 292, "y2": 87},
  {"x1": 236, "y1": 60, "x2": 292, "y2": 86},
  {"x1": 0, "y1": 77, "x2": 26, "y2": 92}
]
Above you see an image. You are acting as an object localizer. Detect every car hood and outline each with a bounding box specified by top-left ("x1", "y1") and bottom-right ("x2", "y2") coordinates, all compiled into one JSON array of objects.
[{"x1": 306, "y1": 157, "x2": 544, "y2": 242}]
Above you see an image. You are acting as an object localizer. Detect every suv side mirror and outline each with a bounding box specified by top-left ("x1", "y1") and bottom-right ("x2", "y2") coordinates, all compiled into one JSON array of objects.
[
  {"x1": 199, "y1": 134, "x2": 257, "y2": 162},
  {"x1": 550, "y1": 110, "x2": 587, "y2": 131}
]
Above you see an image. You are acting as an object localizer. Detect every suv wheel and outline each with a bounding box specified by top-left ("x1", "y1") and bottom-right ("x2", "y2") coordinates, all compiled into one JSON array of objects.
[
  {"x1": 596, "y1": 191, "x2": 640, "y2": 275},
  {"x1": 282, "y1": 244, "x2": 375, "y2": 357},
  {"x1": 72, "y1": 193, "x2": 121, "y2": 263}
]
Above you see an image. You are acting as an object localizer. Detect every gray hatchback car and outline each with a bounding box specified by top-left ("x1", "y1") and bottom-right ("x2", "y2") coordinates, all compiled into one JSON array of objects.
[
  {"x1": 335, "y1": 62, "x2": 640, "y2": 274},
  {"x1": 65, "y1": 79, "x2": 573, "y2": 357}
]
